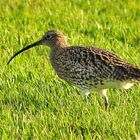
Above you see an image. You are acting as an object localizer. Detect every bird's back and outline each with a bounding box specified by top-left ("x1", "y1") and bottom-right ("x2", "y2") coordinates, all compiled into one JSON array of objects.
[{"x1": 50, "y1": 46, "x2": 140, "y2": 90}]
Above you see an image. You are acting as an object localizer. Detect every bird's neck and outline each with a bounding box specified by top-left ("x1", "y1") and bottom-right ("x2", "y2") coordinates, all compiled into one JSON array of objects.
[
  {"x1": 50, "y1": 45, "x2": 65, "y2": 57},
  {"x1": 55, "y1": 41, "x2": 67, "y2": 48},
  {"x1": 50, "y1": 39, "x2": 68, "y2": 58},
  {"x1": 50, "y1": 45, "x2": 65, "y2": 69}
]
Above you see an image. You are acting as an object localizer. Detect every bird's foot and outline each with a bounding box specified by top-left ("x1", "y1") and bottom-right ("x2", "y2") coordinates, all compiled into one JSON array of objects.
[{"x1": 81, "y1": 89, "x2": 90, "y2": 104}]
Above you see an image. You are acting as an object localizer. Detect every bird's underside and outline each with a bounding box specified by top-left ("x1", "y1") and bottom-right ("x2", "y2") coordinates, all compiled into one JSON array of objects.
[{"x1": 51, "y1": 46, "x2": 140, "y2": 90}]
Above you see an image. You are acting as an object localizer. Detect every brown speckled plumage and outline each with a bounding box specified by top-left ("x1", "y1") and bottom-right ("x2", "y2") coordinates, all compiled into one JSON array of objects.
[
  {"x1": 7, "y1": 30, "x2": 140, "y2": 109},
  {"x1": 51, "y1": 46, "x2": 140, "y2": 85}
]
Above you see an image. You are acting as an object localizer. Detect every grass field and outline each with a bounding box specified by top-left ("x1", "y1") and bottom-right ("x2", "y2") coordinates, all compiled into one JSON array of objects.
[{"x1": 0, "y1": 0, "x2": 140, "y2": 139}]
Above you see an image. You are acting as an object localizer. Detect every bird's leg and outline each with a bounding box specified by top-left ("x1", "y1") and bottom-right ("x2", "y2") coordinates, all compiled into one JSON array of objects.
[
  {"x1": 81, "y1": 89, "x2": 90, "y2": 102},
  {"x1": 101, "y1": 89, "x2": 108, "y2": 110}
]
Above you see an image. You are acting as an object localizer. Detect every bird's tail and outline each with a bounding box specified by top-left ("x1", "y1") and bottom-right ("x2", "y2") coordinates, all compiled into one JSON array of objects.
[{"x1": 129, "y1": 66, "x2": 140, "y2": 82}]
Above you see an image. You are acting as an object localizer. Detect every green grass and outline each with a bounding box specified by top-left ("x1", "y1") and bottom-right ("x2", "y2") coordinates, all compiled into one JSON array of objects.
[{"x1": 0, "y1": 0, "x2": 140, "y2": 139}]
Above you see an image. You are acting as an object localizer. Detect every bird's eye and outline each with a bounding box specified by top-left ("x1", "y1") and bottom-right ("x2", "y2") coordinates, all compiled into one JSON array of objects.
[{"x1": 45, "y1": 35, "x2": 52, "y2": 39}]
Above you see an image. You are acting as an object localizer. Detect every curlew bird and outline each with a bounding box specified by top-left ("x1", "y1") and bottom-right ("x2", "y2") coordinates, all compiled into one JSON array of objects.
[{"x1": 7, "y1": 30, "x2": 140, "y2": 109}]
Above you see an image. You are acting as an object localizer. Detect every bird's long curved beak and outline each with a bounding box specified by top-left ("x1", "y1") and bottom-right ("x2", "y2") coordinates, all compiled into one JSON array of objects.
[{"x1": 7, "y1": 39, "x2": 44, "y2": 65}]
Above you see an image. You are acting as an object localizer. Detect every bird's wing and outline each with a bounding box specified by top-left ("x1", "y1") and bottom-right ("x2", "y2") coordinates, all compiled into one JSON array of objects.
[
  {"x1": 88, "y1": 47, "x2": 132, "y2": 80},
  {"x1": 89, "y1": 46, "x2": 140, "y2": 81},
  {"x1": 65, "y1": 46, "x2": 137, "y2": 81},
  {"x1": 89, "y1": 47, "x2": 130, "y2": 66}
]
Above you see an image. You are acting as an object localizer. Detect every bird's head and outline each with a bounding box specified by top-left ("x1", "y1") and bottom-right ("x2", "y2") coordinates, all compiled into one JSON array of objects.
[
  {"x1": 7, "y1": 30, "x2": 67, "y2": 64},
  {"x1": 42, "y1": 30, "x2": 67, "y2": 48}
]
